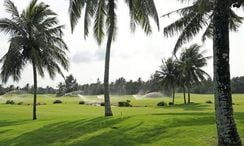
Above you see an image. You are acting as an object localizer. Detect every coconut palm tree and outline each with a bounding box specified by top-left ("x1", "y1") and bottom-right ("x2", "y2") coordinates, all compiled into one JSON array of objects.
[
  {"x1": 156, "y1": 58, "x2": 179, "y2": 104},
  {"x1": 162, "y1": 0, "x2": 243, "y2": 54},
  {"x1": 0, "y1": 0, "x2": 69, "y2": 120},
  {"x1": 163, "y1": 0, "x2": 243, "y2": 144},
  {"x1": 212, "y1": 0, "x2": 242, "y2": 145},
  {"x1": 69, "y1": 0, "x2": 159, "y2": 116},
  {"x1": 178, "y1": 44, "x2": 210, "y2": 104}
]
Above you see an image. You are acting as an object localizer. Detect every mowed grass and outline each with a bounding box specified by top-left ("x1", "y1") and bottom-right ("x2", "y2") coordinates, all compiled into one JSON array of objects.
[{"x1": 0, "y1": 93, "x2": 244, "y2": 146}]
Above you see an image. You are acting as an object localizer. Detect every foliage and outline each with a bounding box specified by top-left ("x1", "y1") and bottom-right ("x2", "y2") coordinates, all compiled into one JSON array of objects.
[
  {"x1": 57, "y1": 74, "x2": 79, "y2": 96},
  {"x1": 5, "y1": 100, "x2": 15, "y2": 105},
  {"x1": 155, "y1": 58, "x2": 179, "y2": 99},
  {"x1": 79, "y1": 101, "x2": 85, "y2": 105},
  {"x1": 17, "y1": 102, "x2": 24, "y2": 105},
  {"x1": 205, "y1": 100, "x2": 212, "y2": 104},
  {"x1": 53, "y1": 100, "x2": 62, "y2": 104},
  {"x1": 162, "y1": 0, "x2": 243, "y2": 53},
  {"x1": 118, "y1": 101, "x2": 132, "y2": 107},
  {"x1": 157, "y1": 101, "x2": 167, "y2": 106}
]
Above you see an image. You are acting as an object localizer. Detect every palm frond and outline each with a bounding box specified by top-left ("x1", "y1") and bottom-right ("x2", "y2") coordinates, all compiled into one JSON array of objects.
[
  {"x1": 4, "y1": 0, "x2": 19, "y2": 18},
  {"x1": 93, "y1": 0, "x2": 106, "y2": 45},
  {"x1": 69, "y1": 0, "x2": 86, "y2": 32}
]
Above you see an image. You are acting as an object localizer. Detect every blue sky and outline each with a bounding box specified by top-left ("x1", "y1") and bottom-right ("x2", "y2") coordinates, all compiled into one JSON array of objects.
[{"x1": 0, "y1": 0, "x2": 244, "y2": 88}]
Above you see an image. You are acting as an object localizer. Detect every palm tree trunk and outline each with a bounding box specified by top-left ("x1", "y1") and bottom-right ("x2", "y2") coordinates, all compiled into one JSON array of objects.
[
  {"x1": 103, "y1": 0, "x2": 115, "y2": 117},
  {"x1": 172, "y1": 87, "x2": 175, "y2": 105},
  {"x1": 183, "y1": 87, "x2": 186, "y2": 104},
  {"x1": 213, "y1": 0, "x2": 241, "y2": 145},
  {"x1": 32, "y1": 63, "x2": 37, "y2": 120},
  {"x1": 187, "y1": 87, "x2": 191, "y2": 104}
]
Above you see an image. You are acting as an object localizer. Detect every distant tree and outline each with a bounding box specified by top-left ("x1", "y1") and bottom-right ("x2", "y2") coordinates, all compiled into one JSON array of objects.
[
  {"x1": 0, "y1": 0, "x2": 69, "y2": 120},
  {"x1": 65, "y1": 74, "x2": 79, "y2": 93},
  {"x1": 156, "y1": 58, "x2": 179, "y2": 104},
  {"x1": 192, "y1": 77, "x2": 213, "y2": 94},
  {"x1": 113, "y1": 77, "x2": 126, "y2": 95},
  {"x1": 231, "y1": 76, "x2": 244, "y2": 93},
  {"x1": 178, "y1": 44, "x2": 210, "y2": 103},
  {"x1": 23, "y1": 83, "x2": 30, "y2": 93},
  {"x1": 69, "y1": 0, "x2": 159, "y2": 116}
]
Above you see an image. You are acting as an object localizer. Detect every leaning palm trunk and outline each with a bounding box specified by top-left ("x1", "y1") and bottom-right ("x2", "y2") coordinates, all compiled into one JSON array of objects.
[
  {"x1": 104, "y1": 32, "x2": 113, "y2": 116},
  {"x1": 32, "y1": 63, "x2": 37, "y2": 120},
  {"x1": 103, "y1": 0, "x2": 114, "y2": 116},
  {"x1": 213, "y1": 0, "x2": 241, "y2": 145}
]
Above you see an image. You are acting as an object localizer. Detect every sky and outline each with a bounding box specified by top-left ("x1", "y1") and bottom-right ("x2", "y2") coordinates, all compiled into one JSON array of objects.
[{"x1": 0, "y1": 0, "x2": 244, "y2": 88}]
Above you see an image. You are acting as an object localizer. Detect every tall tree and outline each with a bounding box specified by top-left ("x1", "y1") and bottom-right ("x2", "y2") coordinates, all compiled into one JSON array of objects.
[
  {"x1": 156, "y1": 58, "x2": 179, "y2": 104},
  {"x1": 178, "y1": 44, "x2": 210, "y2": 103},
  {"x1": 213, "y1": 0, "x2": 242, "y2": 145},
  {"x1": 69, "y1": 0, "x2": 159, "y2": 116},
  {"x1": 0, "y1": 0, "x2": 69, "y2": 120},
  {"x1": 163, "y1": 0, "x2": 243, "y2": 144}
]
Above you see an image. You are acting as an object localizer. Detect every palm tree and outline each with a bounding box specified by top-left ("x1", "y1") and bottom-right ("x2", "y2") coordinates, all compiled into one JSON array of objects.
[
  {"x1": 0, "y1": 0, "x2": 69, "y2": 120},
  {"x1": 162, "y1": 0, "x2": 243, "y2": 53},
  {"x1": 156, "y1": 58, "x2": 179, "y2": 105},
  {"x1": 178, "y1": 44, "x2": 210, "y2": 104},
  {"x1": 69, "y1": 0, "x2": 159, "y2": 116},
  {"x1": 213, "y1": 0, "x2": 242, "y2": 145},
  {"x1": 163, "y1": 0, "x2": 243, "y2": 144}
]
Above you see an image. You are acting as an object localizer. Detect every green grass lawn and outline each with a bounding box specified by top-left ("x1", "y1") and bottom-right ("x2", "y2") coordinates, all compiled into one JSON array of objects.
[{"x1": 0, "y1": 93, "x2": 243, "y2": 146}]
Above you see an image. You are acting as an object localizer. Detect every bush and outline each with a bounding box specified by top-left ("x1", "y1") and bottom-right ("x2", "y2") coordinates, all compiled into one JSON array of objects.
[
  {"x1": 36, "y1": 102, "x2": 46, "y2": 106},
  {"x1": 157, "y1": 101, "x2": 167, "y2": 107},
  {"x1": 168, "y1": 102, "x2": 174, "y2": 105},
  {"x1": 53, "y1": 100, "x2": 62, "y2": 104},
  {"x1": 100, "y1": 102, "x2": 105, "y2": 106},
  {"x1": 206, "y1": 100, "x2": 212, "y2": 104},
  {"x1": 17, "y1": 102, "x2": 24, "y2": 105},
  {"x1": 79, "y1": 101, "x2": 85, "y2": 105},
  {"x1": 118, "y1": 101, "x2": 132, "y2": 107},
  {"x1": 6, "y1": 100, "x2": 15, "y2": 105}
]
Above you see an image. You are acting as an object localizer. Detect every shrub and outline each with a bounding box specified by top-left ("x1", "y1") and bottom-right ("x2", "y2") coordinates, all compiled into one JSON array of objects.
[
  {"x1": 36, "y1": 102, "x2": 46, "y2": 106},
  {"x1": 168, "y1": 102, "x2": 174, "y2": 105},
  {"x1": 100, "y1": 102, "x2": 105, "y2": 106},
  {"x1": 157, "y1": 101, "x2": 167, "y2": 106},
  {"x1": 17, "y1": 102, "x2": 24, "y2": 105},
  {"x1": 6, "y1": 100, "x2": 15, "y2": 105},
  {"x1": 118, "y1": 101, "x2": 132, "y2": 107},
  {"x1": 53, "y1": 100, "x2": 62, "y2": 104},
  {"x1": 79, "y1": 101, "x2": 85, "y2": 105},
  {"x1": 206, "y1": 100, "x2": 212, "y2": 104}
]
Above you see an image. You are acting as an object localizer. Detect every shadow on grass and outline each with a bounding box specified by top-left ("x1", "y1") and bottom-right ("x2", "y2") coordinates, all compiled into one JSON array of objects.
[
  {"x1": 0, "y1": 120, "x2": 30, "y2": 127},
  {"x1": 0, "y1": 129, "x2": 10, "y2": 134},
  {"x1": 163, "y1": 103, "x2": 211, "y2": 111},
  {"x1": 0, "y1": 113, "x2": 223, "y2": 146}
]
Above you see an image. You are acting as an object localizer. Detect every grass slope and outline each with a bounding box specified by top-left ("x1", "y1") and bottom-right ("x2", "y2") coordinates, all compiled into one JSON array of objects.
[{"x1": 0, "y1": 93, "x2": 243, "y2": 146}]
